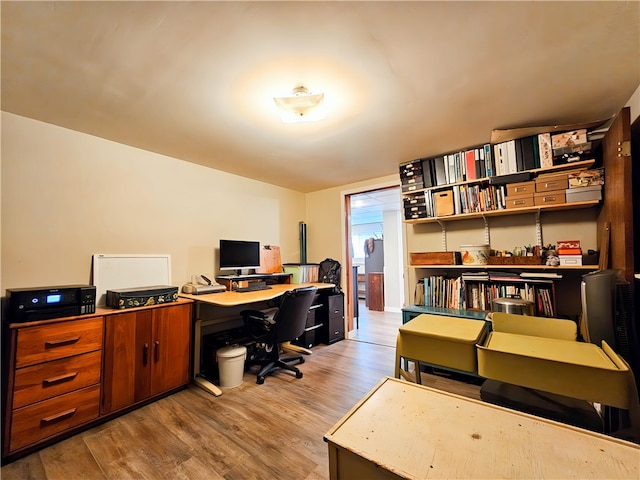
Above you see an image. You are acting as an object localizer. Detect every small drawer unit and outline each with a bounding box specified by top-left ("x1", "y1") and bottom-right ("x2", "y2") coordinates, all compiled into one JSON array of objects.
[
  {"x1": 534, "y1": 190, "x2": 566, "y2": 206},
  {"x1": 4, "y1": 316, "x2": 104, "y2": 458},
  {"x1": 505, "y1": 195, "x2": 534, "y2": 209},
  {"x1": 535, "y1": 173, "x2": 568, "y2": 193},
  {"x1": 506, "y1": 181, "x2": 535, "y2": 197}
]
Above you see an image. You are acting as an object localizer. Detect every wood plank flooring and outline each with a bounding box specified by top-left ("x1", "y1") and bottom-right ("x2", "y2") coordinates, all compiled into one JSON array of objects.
[{"x1": 2, "y1": 306, "x2": 482, "y2": 480}]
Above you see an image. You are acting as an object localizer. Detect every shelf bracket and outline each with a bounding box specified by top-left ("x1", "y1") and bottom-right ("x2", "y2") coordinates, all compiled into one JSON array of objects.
[
  {"x1": 482, "y1": 215, "x2": 490, "y2": 246},
  {"x1": 436, "y1": 220, "x2": 447, "y2": 251},
  {"x1": 535, "y1": 209, "x2": 543, "y2": 246}
]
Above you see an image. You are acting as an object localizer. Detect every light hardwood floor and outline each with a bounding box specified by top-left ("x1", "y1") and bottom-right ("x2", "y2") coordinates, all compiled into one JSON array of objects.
[{"x1": 2, "y1": 306, "x2": 481, "y2": 479}]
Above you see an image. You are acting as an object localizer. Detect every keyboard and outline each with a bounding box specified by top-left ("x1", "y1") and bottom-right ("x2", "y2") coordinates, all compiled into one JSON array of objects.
[{"x1": 235, "y1": 285, "x2": 272, "y2": 293}]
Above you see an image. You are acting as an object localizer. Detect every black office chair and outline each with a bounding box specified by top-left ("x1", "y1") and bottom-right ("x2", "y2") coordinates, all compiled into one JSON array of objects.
[{"x1": 241, "y1": 286, "x2": 317, "y2": 384}]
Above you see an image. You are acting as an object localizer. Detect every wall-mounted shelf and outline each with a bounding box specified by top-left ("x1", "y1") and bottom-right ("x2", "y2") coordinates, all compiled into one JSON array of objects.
[
  {"x1": 404, "y1": 200, "x2": 601, "y2": 225},
  {"x1": 408, "y1": 264, "x2": 598, "y2": 271},
  {"x1": 401, "y1": 159, "x2": 596, "y2": 198}
]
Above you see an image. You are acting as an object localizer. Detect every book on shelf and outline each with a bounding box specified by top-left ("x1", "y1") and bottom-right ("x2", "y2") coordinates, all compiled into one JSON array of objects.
[
  {"x1": 519, "y1": 272, "x2": 563, "y2": 279},
  {"x1": 461, "y1": 272, "x2": 490, "y2": 281},
  {"x1": 434, "y1": 156, "x2": 447, "y2": 186},
  {"x1": 465, "y1": 150, "x2": 476, "y2": 180}
]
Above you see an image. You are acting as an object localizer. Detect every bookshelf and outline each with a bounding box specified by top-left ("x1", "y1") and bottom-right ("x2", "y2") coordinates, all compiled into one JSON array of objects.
[{"x1": 400, "y1": 125, "x2": 605, "y2": 320}]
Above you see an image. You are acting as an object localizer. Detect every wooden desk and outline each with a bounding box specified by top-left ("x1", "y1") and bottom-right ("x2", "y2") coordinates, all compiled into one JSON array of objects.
[
  {"x1": 180, "y1": 283, "x2": 334, "y2": 396},
  {"x1": 324, "y1": 377, "x2": 639, "y2": 480}
]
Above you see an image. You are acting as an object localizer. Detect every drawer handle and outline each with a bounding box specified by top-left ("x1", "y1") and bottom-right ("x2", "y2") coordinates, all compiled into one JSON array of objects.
[
  {"x1": 514, "y1": 200, "x2": 527, "y2": 206},
  {"x1": 543, "y1": 196, "x2": 557, "y2": 202},
  {"x1": 514, "y1": 186, "x2": 527, "y2": 192},
  {"x1": 41, "y1": 408, "x2": 77, "y2": 424},
  {"x1": 45, "y1": 336, "x2": 80, "y2": 348},
  {"x1": 544, "y1": 182, "x2": 559, "y2": 188},
  {"x1": 42, "y1": 372, "x2": 78, "y2": 386},
  {"x1": 143, "y1": 343, "x2": 149, "y2": 365},
  {"x1": 154, "y1": 340, "x2": 160, "y2": 362}
]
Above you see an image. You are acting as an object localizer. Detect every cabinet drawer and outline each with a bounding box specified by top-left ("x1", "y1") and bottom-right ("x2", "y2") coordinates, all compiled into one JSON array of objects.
[
  {"x1": 506, "y1": 181, "x2": 535, "y2": 197},
  {"x1": 10, "y1": 384, "x2": 100, "y2": 452},
  {"x1": 13, "y1": 350, "x2": 102, "y2": 409},
  {"x1": 505, "y1": 196, "x2": 534, "y2": 209},
  {"x1": 16, "y1": 317, "x2": 103, "y2": 368},
  {"x1": 534, "y1": 190, "x2": 566, "y2": 206},
  {"x1": 535, "y1": 173, "x2": 568, "y2": 192}
]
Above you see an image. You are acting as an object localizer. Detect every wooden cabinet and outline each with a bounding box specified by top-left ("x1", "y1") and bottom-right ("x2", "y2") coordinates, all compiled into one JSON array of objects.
[
  {"x1": 4, "y1": 316, "x2": 104, "y2": 454},
  {"x1": 101, "y1": 303, "x2": 191, "y2": 414},
  {"x1": 3, "y1": 300, "x2": 192, "y2": 462},
  {"x1": 366, "y1": 273, "x2": 384, "y2": 311}
]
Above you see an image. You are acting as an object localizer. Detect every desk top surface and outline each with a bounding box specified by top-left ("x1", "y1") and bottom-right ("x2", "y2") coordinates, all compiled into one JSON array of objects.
[
  {"x1": 179, "y1": 282, "x2": 334, "y2": 307},
  {"x1": 325, "y1": 377, "x2": 639, "y2": 479}
]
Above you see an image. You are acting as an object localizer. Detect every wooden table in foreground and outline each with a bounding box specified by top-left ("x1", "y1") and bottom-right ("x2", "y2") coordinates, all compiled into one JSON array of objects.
[{"x1": 324, "y1": 377, "x2": 639, "y2": 480}]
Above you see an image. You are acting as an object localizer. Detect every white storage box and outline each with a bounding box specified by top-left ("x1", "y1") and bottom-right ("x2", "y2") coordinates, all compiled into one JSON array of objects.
[
  {"x1": 559, "y1": 255, "x2": 582, "y2": 266},
  {"x1": 565, "y1": 185, "x2": 602, "y2": 203}
]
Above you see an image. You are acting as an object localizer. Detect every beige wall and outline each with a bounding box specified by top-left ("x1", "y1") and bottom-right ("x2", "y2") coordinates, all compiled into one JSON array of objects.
[
  {"x1": 1, "y1": 112, "x2": 306, "y2": 295},
  {"x1": 2, "y1": 111, "x2": 601, "y2": 319}
]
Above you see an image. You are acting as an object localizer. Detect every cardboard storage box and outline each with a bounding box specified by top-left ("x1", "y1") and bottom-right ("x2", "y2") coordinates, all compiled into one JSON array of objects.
[
  {"x1": 568, "y1": 168, "x2": 604, "y2": 188},
  {"x1": 566, "y1": 185, "x2": 602, "y2": 203},
  {"x1": 551, "y1": 129, "x2": 587, "y2": 149},
  {"x1": 106, "y1": 285, "x2": 178, "y2": 309},
  {"x1": 534, "y1": 190, "x2": 566, "y2": 206},
  {"x1": 410, "y1": 251, "x2": 461, "y2": 265},
  {"x1": 506, "y1": 181, "x2": 535, "y2": 197},
  {"x1": 434, "y1": 189, "x2": 454, "y2": 216},
  {"x1": 535, "y1": 173, "x2": 568, "y2": 192}
]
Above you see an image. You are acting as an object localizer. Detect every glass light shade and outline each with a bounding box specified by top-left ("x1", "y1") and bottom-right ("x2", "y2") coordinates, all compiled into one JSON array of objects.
[{"x1": 273, "y1": 86, "x2": 325, "y2": 123}]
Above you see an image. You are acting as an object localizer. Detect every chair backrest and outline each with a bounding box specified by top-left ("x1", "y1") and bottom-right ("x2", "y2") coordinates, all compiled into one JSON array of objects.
[{"x1": 273, "y1": 286, "x2": 318, "y2": 343}]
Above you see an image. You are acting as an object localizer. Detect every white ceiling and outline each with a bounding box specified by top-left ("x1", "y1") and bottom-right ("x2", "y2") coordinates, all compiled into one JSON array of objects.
[
  {"x1": 2, "y1": 2, "x2": 639, "y2": 193},
  {"x1": 350, "y1": 187, "x2": 400, "y2": 226}
]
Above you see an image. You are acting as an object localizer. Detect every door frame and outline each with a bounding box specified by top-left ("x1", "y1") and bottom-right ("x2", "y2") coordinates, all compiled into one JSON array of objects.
[{"x1": 340, "y1": 180, "x2": 403, "y2": 336}]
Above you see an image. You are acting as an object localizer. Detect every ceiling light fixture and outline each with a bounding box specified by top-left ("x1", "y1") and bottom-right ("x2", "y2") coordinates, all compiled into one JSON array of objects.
[{"x1": 273, "y1": 85, "x2": 325, "y2": 123}]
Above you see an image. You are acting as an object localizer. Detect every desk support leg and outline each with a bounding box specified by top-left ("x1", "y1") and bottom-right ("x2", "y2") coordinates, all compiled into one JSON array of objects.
[
  {"x1": 194, "y1": 375, "x2": 223, "y2": 397},
  {"x1": 193, "y1": 317, "x2": 223, "y2": 397},
  {"x1": 281, "y1": 341, "x2": 312, "y2": 355}
]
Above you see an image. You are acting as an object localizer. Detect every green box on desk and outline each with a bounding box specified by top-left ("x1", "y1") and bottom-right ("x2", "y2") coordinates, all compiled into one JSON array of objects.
[
  {"x1": 283, "y1": 264, "x2": 319, "y2": 284},
  {"x1": 106, "y1": 285, "x2": 178, "y2": 309}
]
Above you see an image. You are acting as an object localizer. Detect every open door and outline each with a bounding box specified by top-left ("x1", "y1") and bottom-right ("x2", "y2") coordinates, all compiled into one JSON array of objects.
[{"x1": 597, "y1": 107, "x2": 634, "y2": 283}]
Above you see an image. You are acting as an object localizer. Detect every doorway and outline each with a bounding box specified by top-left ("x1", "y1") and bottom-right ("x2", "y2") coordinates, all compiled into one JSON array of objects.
[{"x1": 345, "y1": 186, "x2": 404, "y2": 344}]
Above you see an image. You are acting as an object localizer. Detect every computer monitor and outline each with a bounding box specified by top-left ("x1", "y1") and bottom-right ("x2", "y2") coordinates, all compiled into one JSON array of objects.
[{"x1": 219, "y1": 240, "x2": 261, "y2": 275}]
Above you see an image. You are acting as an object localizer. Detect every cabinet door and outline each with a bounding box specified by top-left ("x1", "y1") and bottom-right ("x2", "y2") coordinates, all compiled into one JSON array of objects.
[
  {"x1": 150, "y1": 304, "x2": 191, "y2": 396},
  {"x1": 101, "y1": 310, "x2": 153, "y2": 414}
]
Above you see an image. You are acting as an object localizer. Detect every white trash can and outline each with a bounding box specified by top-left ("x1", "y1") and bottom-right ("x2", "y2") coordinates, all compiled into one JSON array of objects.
[{"x1": 216, "y1": 345, "x2": 247, "y2": 388}]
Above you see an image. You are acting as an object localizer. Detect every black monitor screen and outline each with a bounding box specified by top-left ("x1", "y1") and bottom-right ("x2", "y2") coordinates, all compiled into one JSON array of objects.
[{"x1": 219, "y1": 240, "x2": 261, "y2": 271}]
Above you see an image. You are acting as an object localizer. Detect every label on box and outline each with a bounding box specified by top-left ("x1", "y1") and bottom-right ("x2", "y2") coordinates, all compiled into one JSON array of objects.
[{"x1": 557, "y1": 240, "x2": 581, "y2": 249}]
